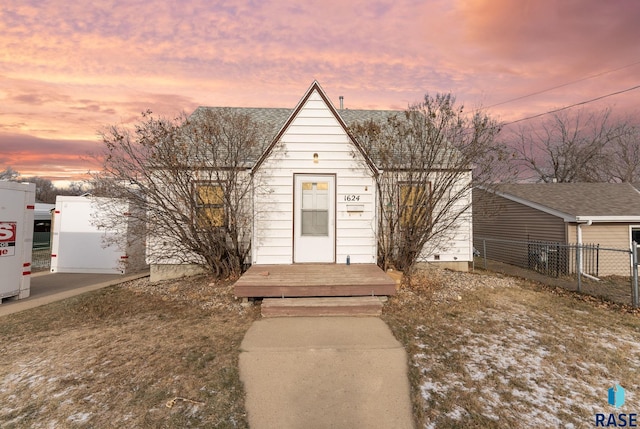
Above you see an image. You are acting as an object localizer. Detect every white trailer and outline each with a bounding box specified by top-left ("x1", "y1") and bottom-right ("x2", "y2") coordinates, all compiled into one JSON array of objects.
[
  {"x1": 0, "y1": 181, "x2": 35, "y2": 300},
  {"x1": 51, "y1": 196, "x2": 146, "y2": 274}
]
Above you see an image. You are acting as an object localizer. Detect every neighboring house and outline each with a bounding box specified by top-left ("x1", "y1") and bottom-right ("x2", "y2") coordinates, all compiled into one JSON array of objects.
[
  {"x1": 473, "y1": 183, "x2": 640, "y2": 276},
  {"x1": 149, "y1": 81, "x2": 473, "y2": 281}
]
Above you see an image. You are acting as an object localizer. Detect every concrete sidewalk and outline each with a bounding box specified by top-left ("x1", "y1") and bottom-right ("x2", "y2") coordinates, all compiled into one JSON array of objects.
[{"x1": 239, "y1": 317, "x2": 415, "y2": 429}]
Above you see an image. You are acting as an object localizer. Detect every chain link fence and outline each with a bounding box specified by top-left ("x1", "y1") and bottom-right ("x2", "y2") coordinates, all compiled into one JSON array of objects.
[
  {"x1": 31, "y1": 245, "x2": 51, "y2": 272},
  {"x1": 30, "y1": 229, "x2": 52, "y2": 272},
  {"x1": 474, "y1": 237, "x2": 639, "y2": 308}
]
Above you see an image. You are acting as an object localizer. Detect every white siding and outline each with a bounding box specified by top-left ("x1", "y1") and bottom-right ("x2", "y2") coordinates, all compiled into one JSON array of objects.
[
  {"x1": 252, "y1": 89, "x2": 377, "y2": 264},
  {"x1": 417, "y1": 171, "x2": 473, "y2": 264}
]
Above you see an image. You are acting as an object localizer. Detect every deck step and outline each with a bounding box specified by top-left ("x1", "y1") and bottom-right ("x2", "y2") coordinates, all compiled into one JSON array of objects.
[{"x1": 261, "y1": 297, "x2": 384, "y2": 318}]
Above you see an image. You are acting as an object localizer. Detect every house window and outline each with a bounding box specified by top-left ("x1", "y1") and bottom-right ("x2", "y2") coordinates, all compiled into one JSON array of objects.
[
  {"x1": 399, "y1": 183, "x2": 430, "y2": 228},
  {"x1": 632, "y1": 228, "x2": 640, "y2": 247},
  {"x1": 195, "y1": 183, "x2": 224, "y2": 227}
]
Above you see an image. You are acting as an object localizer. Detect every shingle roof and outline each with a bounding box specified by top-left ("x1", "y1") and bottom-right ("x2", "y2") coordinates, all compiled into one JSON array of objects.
[
  {"x1": 191, "y1": 106, "x2": 401, "y2": 133},
  {"x1": 189, "y1": 106, "x2": 402, "y2": 166},
  {"x1": 493, "y1": 183, "x2": 640, "y2": 218}
]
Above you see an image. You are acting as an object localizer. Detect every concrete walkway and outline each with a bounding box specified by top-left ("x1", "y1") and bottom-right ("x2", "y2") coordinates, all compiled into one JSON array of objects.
[{"x1": 239, "y1": 317, "x2": 415, "y2": 429}]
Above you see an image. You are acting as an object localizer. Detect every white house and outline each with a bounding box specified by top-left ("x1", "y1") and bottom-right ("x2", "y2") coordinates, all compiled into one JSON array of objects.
[{"x1": 149, "y1": 81, "x2": 473, "y2": 282}]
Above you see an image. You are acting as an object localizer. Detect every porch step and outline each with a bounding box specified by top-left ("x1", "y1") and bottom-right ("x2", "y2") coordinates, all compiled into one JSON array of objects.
[{"x1": 261, "y1": 297, "x2": 384, "y2": 318}]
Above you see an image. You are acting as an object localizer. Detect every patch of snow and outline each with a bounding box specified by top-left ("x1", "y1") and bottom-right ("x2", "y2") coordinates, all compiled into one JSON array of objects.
[
  {"x1": 445, "y1": 406, "x2": 468, "y2": 420},
  {"x1": 67, "y1": 412, "x2": 91, "y2": 423},
  {"x1": 26, "y1": 374, "x2": 46, "y2": 388},
  {"x1": 3, "y1": 414, "x2": 25, "y2": 426},
  {"x1": 60, "y1": 398, "x2": 74, "y2": 407},
  {"x1": 482, "y1": 411, "x2": 500, "y2": 421},
  {"x1": 420, "y1": 380, "x2": 448, "y2": 401},
  {"x1": 412, "y1": 305, "x2": 640, "y2": 428},
  {"x1": 53, "y1": 386, "x2": 76, "y2": 398}
]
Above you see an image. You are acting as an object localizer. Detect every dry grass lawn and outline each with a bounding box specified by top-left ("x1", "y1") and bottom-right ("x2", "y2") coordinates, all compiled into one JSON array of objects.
[
  {"x1": 383, "y1": 268, "x2": 640, "y2": 428},
  {"x1": 0, "y1": 276, "x2": 259, "y2": 428},
  {"x1": 1, "y1": 268, "x2": 639, "y2": 428}
]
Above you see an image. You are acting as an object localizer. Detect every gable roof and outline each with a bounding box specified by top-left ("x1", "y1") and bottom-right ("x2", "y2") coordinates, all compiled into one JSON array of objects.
[
  {"x1": 189, "y1": 81, "x2": 402, "y2": 172},
  {"x1": 491, "y1": 183, "x2": 640, "y2": 222}
]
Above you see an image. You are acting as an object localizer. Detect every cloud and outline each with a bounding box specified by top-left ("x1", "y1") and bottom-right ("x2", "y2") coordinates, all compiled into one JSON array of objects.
[
  {"x1": 456, "y1": 0, "x2": 640, "y2": 73},
  {"x1": 0, "y1": 74, "x2": 200, "y2": 140},
  {"x1": 0, "y1": 133, "x2": 100, "y2": 180},
  {"x1": 1, "y1": 0, "x2": 639, "y2": 180}
]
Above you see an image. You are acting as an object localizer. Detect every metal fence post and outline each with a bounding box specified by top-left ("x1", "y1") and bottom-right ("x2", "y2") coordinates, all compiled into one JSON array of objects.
[
  {"x1": 633, "y1": 241, "x2": 639, "y2": 308},
  {"x1": 483, "y1": 239, "x2": 487, "y2": 270},
  {"x1": 576, "y1": 243, "x2": 582, "y2": 293}
]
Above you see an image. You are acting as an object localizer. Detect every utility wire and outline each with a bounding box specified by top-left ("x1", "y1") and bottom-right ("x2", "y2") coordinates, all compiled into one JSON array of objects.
[
  {"x1": 503, "y1": 84, "x2": 640, "y2": 125},
  {"x1": 486, "y1": 59, "x2": 640, "y2": 109}
]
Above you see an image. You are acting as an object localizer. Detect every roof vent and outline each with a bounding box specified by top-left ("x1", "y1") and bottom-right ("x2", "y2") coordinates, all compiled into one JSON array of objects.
[{"x1": 339, "y1": 96, "x2": 344, "y2": 110}]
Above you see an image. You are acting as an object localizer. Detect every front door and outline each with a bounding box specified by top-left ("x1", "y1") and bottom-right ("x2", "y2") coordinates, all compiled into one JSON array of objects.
[{"x1": 293, "y1": 174, "x2": 335, "y2": 263}]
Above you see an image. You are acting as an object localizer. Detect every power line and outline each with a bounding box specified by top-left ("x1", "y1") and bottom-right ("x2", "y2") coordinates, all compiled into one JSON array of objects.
[
  {"x1": 486, "y1": 59, "x2": 640, "y2": 109},
  {"x1": 503, "y1": 84, "x2": 640, "y2": 125}
]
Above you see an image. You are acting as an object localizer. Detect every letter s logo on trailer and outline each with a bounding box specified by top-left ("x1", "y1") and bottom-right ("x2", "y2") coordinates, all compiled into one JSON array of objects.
[
  {"x1": 0, "y1": 222, "x2": 17, "y2": 257},
  {"x1": 0, "y1": 222, "x2": 17, "y2": 241}
]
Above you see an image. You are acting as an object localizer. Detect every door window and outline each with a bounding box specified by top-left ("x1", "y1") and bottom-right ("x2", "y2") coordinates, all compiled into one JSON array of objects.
[{"x1": 301, "y1": 182, "x2": 329, "y2": 236}]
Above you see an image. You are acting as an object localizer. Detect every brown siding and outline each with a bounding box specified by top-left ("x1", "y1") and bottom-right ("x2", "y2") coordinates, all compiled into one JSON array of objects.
[
  {"x1": 569, "y1": 223, "x2": 633, "y2": 276},
  {"x1": 474, "y1": 189, "x2": 566, "y2": 241},
  {"x1": 568, "y1": 223, "x2": 628, "y2": 247},
  {"x1": 473, "y1": 189, "x2": 567, "y2": 268}
]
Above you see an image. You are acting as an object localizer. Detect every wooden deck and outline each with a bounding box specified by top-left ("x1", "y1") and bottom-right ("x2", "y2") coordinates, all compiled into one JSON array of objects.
[{"x1": 234, "y1": 264, "x2": 397, "y2": 298}]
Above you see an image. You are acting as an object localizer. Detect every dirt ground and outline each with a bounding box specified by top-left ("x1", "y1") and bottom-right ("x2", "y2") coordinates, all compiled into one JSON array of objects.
[{"x1": 0, "y1": 276, "x2": 260, "y2": 428}]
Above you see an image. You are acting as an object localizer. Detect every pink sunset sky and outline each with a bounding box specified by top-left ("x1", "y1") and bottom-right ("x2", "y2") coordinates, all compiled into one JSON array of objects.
[{"x1": 1, "y1": 0, "x2": 639, "y2": 185}]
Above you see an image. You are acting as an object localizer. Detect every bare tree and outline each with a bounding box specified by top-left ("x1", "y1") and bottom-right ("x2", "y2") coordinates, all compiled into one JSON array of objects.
[
  {"x1": 2, "y1": 167, "x2": 85, "y2": 201},
  {"x1": 93, "y1": 109, "x2": 272, "y2": 279},
  {"x1": 350, "y1": 93, "x2": 505, "y2": 272},
  {"x1": 60, "y1": 182, "x2": 88, "y2": 196},
  {"x1": 21, "y1": 176, "x2": 57, "y2": 203},
  {"x1": 600, "y1": 121, "x2": 640, "y2": 183},
  {"x1": 512, "y1": 108, "x2": 619, "y2": 183},
  {"x1": 0, "y1": 166, "x2": 19, "y2": 181}
]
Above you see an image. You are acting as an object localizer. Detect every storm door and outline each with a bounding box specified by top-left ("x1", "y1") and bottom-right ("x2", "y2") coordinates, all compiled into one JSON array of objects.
[{"x1": 293, "y1": 174, "x2": 335, "y2": 263}]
